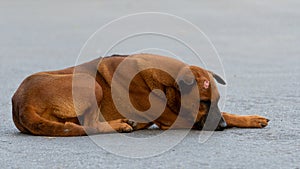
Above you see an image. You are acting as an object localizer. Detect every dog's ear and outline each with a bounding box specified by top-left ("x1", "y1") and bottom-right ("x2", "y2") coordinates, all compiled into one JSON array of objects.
[
  {"x1": 177, "y1": 67, "x2": 196, "y2": 86},
  {"x1": 178, "y1": 75, "x2": 195, "y2": 87},
  {"x1": 208, "y1": 71, "x2": 226, "y2": 85},
  {"x1": 178, "y1": 76, "x2": 196, "y2": 92},
  {"x1": 176, "y1": 67, "x2": 196, "y2": 93}
]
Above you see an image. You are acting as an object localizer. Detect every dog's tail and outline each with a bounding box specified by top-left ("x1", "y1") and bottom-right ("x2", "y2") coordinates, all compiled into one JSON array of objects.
[{"x1": 13, "y1": 105, "x2": 97, "y2": 137}]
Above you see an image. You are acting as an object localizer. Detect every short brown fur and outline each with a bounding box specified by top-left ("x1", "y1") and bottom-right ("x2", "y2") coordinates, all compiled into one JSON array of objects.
[{"x1": 12, "y1": 54, "x2": 269, "y2": 136}]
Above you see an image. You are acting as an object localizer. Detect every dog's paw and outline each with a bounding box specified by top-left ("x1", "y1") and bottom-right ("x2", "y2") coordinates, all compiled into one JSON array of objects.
[
  {"x1": 125, "y1": 119, "x2": 138, "y2": 130},
  {"x1": 117, "y1": 123, "x2": 134, "y2": 133},
  {"x1": 109, "y1": 119, "x2": 137, "y2": 133},
  {"x1": 248, "y1": 115, "x2": 269, "y2": 128}
]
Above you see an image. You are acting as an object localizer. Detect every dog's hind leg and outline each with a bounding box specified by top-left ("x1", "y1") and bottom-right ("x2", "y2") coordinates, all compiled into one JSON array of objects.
[
  {"x1": 222, "y1": 112, "x2": 269, "y2": 128},
  {"x1": 12, "y1": 99, "x2": 30, "y2": 134},
  {"x1": 18, "y1": 106, "x2": 97, "y2": 136}
]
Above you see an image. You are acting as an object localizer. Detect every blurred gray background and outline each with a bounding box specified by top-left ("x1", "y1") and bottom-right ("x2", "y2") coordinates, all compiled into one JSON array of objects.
[{"x1": 0, "y1": 0, "x2": 299, "y2": 168}]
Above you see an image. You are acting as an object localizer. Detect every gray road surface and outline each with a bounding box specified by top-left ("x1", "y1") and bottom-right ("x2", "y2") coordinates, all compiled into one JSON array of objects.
[{"x1": 0, "y1": 1, "x2": 299, "y2": 168}]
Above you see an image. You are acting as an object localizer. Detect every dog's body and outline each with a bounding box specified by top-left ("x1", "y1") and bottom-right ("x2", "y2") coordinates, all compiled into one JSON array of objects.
[{"x1": 12, "y1": 54, "x2": 269, "y2": 136}]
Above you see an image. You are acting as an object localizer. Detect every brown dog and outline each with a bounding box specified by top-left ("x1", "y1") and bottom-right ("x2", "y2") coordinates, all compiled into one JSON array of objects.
[{"x1": 12, "y1": 54, "x2": 269, "y2": 136}]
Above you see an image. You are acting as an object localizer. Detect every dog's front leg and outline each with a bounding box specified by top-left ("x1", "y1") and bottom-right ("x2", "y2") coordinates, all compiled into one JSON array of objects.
[{"x1": 222, "y1": 112, "x2": 269, "y2": 128}]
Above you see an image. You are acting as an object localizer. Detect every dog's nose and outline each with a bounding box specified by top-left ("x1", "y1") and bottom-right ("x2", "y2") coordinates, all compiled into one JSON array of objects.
[{"x1": 218, "y1": 116, "x2": 227, "y2": 128}]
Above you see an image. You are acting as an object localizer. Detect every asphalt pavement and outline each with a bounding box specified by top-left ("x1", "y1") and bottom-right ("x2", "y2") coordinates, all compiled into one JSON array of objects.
[{"x1": 0, "y1": 1, "x2": 299, "y2": 168}]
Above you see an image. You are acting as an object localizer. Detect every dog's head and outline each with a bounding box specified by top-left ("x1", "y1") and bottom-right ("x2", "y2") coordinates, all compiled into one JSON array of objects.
[{"x1": 176, "y1": 66, "x2": 227, "y2": 131}]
